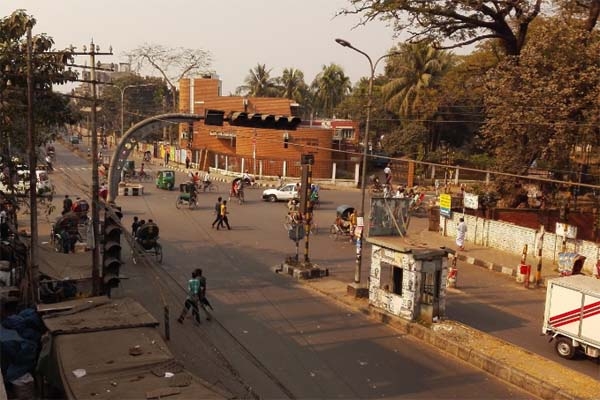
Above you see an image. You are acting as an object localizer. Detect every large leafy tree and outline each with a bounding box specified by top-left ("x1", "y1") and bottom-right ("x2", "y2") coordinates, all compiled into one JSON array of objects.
[
  {"x1": 237, "y1": 63, "x2": 279, "y2": 97},
  {"x1": 481, "y1": 17, "x2": 600, "y2": 177},
  {"x1": 381, "y1": 42, "x2": 454, "y2": 155},
  {"x1": 0, "y1": 10, "x2": 75, "y2": 156},
  {"x1": 97, "y1": 74, "x2": 167, "y2": 137},
  {"x1": 336, "y1": 75, "x2": 395, "y2": 149},
  {"x1": 311, "y1": 63, "x2": 352, "y2": 118},
  {"x1": 340, "y1": 0, "x2": 542, "y2": 55}
]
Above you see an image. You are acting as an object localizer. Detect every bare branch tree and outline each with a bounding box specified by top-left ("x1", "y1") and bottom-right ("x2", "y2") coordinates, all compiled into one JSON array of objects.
[{"x1": 125, "y1": 43, "x2": 212, "y2": 109}]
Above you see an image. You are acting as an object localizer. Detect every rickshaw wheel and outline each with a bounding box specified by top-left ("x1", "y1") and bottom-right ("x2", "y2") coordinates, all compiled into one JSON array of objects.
[
  {"x1": 208, "y1": 184, "x2": 218, "y2": 192},
  {"x1": 329, "y1": 224, "x2": 339, "y2": 240},
  {"x1": 175, "y1": 197, "x2": 183, "y2": 209},
  {"x1": 54, "y1": 235, "x2": 63, "y2": 252},
  {"x1": 155, "y1": 243, "x2": 163, "y2": 263}
]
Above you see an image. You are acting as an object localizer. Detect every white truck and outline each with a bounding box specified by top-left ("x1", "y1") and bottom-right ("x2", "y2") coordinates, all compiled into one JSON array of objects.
[{"x1": 542, "y1": 275, "x2": 600, "y2": 359}]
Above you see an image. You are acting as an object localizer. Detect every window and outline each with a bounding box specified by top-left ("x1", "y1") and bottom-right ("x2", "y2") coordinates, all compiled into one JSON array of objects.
[{"x1": 380, "y1": 261, "x2": 403, "y2": 295}]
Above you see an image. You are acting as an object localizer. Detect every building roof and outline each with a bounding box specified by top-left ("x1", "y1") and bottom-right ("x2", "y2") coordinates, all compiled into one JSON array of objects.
[{"x1": 39, "y1": 296, "x2": 229, "y2": 399}]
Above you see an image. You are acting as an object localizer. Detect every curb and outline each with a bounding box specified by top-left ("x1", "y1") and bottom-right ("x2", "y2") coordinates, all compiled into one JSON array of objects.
[
  {"x1": 298, "y1": 278, "x2": 598, "y2": 400},
  {"x1": 452, "y1": 253, "x2": 551, "y2": 287}
]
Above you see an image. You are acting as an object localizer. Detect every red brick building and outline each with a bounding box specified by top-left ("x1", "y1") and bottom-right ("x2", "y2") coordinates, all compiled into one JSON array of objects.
[{"x1": 178, "y1": 77, "x2": 334, "y2": 178}]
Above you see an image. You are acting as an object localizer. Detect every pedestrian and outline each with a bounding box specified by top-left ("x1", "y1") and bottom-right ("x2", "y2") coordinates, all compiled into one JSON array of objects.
[
  {"x1": 456, "y1": 217, "x2": 467, "y2": 251},
  {"x1": 384, "y1": 163, "x2": 392, "y2": 186},
  {"x1": 165, "y1": 151, "x2": 170, "y2": 166},
  {"x1": 62, "y1": 195, "x2": 73, "y2": 215},
  {"x1": 185, "y1": 156, "x2": 190, "y2": 169},
  {"x1": 131, "y1": 216, "x2": 140, "y2": 237},
  {"x1": 217, "y1": 200, "x2": 231, "y2": 230},
  {"x1": 0, "y1": 209, "x2": 8, "y2": 241},
  {"x1": 211, "y1": 197, "x2": 222, "y2": 228},
  {"x1": 177, "y1": 270, "x2": 202, "y2": 325},
  {"x1": 195, "y1": 268, "x2": 212, "y2": 320}
]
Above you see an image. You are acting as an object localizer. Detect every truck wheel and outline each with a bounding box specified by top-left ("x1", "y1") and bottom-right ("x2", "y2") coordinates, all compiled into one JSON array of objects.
[{"x1": 555, "y1": 337, "x2": 576, "y2": 359}]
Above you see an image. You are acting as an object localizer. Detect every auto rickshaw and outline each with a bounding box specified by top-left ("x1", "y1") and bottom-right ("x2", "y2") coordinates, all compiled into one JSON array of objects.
[{"x1": 156, "y1": 169, "x2": 175, "y2": 190}]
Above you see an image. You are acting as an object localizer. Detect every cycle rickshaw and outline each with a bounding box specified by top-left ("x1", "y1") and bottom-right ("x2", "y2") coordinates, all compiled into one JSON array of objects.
[
  {"x1": 329, "y1": 205, "x2": 356, "y2": 241},
  {"x1": 132, "y1": 222, "x2": 162, "y2": 264},
  {"x1": 229, "y1": 177, "x2": 245, "y2": 205},
  {"x1": 51, "y1": 211, "x2": 83, "y2": 253},
  {"x1": 176, "y1": 182, "x2": 198, "y2": 209}
]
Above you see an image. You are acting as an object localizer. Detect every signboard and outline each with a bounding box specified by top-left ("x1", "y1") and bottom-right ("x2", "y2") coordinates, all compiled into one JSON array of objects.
[
  {"x1": 288, "y1": 224, "x2": 305, "y2": 242},
  {"x1": 555, "y1": 223, "x2": 577, "y2": 239},
  {"x1": 208, "y1": 130, "x2": 236, "y2": 138},
  {"x1": 463, "y1": 193, "x2": 479, "y2": 210},
  {"x1": 439, "y1": 194, "x2": 452, "y2": 218}
]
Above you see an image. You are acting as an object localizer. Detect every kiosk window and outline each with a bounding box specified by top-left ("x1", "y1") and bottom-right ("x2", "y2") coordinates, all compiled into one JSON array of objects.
[{"x1": 381, "y1": 262, "x2": 403, "y2": 295}]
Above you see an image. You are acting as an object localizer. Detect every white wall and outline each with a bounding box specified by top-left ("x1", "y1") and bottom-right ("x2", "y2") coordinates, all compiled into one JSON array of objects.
[{"x1": 441, "y1": 214, "x2": 598, "y2": 275}]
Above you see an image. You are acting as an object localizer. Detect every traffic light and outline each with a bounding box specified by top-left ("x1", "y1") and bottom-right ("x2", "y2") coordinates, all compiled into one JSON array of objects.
[
  {"x1": 102, "y1": 206, "x2": 123, "y2": 296},
  {"x1": 228, "y1": 111, "x2": 301, "y2": 130},
  {"x1": 205, "y1": 109, "x2": 225, "y2": 126}
]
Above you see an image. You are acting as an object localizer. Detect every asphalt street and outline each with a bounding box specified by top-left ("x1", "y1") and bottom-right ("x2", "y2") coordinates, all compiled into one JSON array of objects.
[{"x1": 40, "y1": 141, "x2": 536, "y2": 399}]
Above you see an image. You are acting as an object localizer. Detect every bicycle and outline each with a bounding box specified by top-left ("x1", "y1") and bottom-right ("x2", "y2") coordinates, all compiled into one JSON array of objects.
[{"x1": 202, "y1": 182, "x2": 218, "y2": 192}]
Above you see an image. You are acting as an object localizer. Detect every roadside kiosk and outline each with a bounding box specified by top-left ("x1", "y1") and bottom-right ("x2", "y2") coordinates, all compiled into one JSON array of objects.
[{"x1": 368, "y1": 239, "x2": 450, "y2": 323}]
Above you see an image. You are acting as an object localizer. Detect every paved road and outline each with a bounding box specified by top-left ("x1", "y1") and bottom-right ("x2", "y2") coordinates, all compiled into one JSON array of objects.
[
  {"x1": 41, "y1": 142, "x2": 534, "y2": 399},
  {"x1": 49, "y1": 142, "x2": 600, "y2": 382}
]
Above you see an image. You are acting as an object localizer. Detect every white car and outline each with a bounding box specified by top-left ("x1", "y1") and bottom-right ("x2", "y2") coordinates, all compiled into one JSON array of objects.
[{"x1": 262, "y1": 183, "x2": 299, "y2": 202}]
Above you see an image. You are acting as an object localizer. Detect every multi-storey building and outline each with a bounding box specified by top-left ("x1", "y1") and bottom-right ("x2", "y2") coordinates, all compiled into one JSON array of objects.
[{"x1": 178, "y1": 76, "x2": 335, "y2": 178}]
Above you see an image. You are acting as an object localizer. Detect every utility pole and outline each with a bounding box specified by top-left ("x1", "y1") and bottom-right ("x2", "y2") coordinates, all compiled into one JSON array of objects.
[
  {"x1": 66, "y1": 41, "x2": 113, "y2": 295},
  {"x1": 26, "y1": 25, "x2": 39, "y2": 303}
]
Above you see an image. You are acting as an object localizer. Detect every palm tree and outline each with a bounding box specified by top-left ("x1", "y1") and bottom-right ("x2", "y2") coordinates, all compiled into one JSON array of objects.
[
  {"x1": 382, "y1": 42, "x2": 454, "y2": 117},
  {"x1": 237, "y1": 63, "x2": 278, "y2": 97},
  {"x1": 311, "y1": 63, "x2": 352, "y2": 118},
  {"x1": 276, "y1": 67, "x2": 307, "y2": 103}
]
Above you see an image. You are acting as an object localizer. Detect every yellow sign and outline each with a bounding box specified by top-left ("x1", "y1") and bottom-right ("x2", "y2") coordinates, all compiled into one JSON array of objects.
[
  {"x1": 439, "y1": 194, "x2": 451, "y2": 208},
  {"x1": 439, "y1": 194, "x2": 452, "y2": 218}
]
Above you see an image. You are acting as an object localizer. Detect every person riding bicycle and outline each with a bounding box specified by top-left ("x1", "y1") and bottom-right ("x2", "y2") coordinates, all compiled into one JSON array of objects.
[
  {"x1": 231, "y1": 178, "x2": 243, "y2": 198},
  {"x1": 242, "y1": 170, "x2": 254, "y2": 186},
  {"x1": 202, "y1": 172, "x2": 211, "y2": 191},
  {"x1": 139, "y1": 163, "x2": 147, "y2": 179},
  {"x1": 188, "y1": 182, "x2": 198, "y2": 203}
]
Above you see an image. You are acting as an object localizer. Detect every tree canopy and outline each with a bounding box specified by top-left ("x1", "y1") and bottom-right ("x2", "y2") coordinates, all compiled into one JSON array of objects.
[
  {"x1": 0, "y1": 10, "x2": 75, "y2": 155},
  {"x1": 339, "y1": 0, "x2": 543, "y2": 55}
]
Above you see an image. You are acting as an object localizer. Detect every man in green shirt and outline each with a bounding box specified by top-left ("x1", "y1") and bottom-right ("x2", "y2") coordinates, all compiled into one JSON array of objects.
[
  {"x1": 177, "y1": 269, "x2": 211, "y2": 324},
  {"x1": 178, "y1": 270, "x2": 201, "y2": 324}
]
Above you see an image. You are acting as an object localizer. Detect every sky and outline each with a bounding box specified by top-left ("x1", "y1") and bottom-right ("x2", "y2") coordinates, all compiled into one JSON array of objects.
[{"x1": 1, "y1": 0, "x2": 399, "y2": 95}]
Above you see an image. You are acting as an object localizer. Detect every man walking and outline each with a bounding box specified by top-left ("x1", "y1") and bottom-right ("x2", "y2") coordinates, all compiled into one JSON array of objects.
[
  {"x1": 177, "y1": 270, "x2": 202, "y2": 325},
  {"x1": 211, "y1": 197, "x2": 222, "y2": 228},
  {"x1": 456, "y1": 217, "x2": 467, "y2": 251},
  {"x1": 195, "y1": 268, "x2": 212, "y2": 320},
  {"x1": 217, "y1": 200, "x2": 231, "y2": 230},
  {"x1": 384, "y1": 163, "x2": 392, "y2": 186}
]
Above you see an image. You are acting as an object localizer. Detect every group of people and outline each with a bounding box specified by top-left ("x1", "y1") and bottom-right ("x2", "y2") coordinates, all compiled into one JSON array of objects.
[
  {"x1": 187, "y1": 170, "x2": 212, "y2": 191},
  {"x1": 211, "y1": 197, "x2": 231, "y2": 230}
]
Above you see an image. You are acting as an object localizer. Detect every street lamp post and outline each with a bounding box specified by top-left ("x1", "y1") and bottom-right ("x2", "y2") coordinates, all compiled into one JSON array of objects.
[
  {"x1": 120, "y1": 84, "x2": 154, "y2": 137},
  {"x1": 335, "y1": 38, "x2": 400, "y2": 288}
]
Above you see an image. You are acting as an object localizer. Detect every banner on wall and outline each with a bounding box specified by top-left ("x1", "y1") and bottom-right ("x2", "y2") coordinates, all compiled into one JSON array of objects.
[{"x1": 439, "y1": 194, "x2": 452, "y2": 218}]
